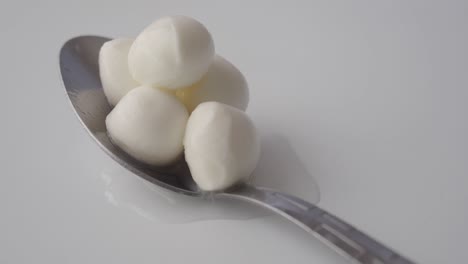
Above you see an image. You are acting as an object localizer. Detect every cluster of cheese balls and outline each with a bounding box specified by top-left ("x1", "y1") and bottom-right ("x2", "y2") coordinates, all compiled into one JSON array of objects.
[{"x1": 99, "y1": 16, "x2": 260, "y2": 191}]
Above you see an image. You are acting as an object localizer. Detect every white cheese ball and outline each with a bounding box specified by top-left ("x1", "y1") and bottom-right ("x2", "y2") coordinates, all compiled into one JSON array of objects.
[
  {"x1": 176, "y1": 55, "x2": 249, "y2": 112},
  {"x1": 184, "y1": 102, "x2": 260, "y2": 191},
  {"x1": 99, "y1": 38, "x2": 139, "y2": 106},
  {"x1": 128, "y1": 16, "x2": 215, "y2": 89},
  {"x1": 106, "y1": 86, "x2": 188, "y2": 166}
]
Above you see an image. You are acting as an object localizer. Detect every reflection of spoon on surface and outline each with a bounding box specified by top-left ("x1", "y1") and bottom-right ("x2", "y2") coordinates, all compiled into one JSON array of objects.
[
  {"x1": 59, "y1": 35, "x2": 415, "y2": 264},
  {"x1": 101, "y1": 161, "x2": 269, "y2": 224},
  {"x1": 99, "y1": 133, "x2": 318, "y2": 223}
]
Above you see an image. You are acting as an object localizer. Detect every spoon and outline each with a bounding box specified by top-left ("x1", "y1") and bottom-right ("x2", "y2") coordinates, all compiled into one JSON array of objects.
[{"x1": 59, "y1": 35, "x2": 414, "y2": 264}]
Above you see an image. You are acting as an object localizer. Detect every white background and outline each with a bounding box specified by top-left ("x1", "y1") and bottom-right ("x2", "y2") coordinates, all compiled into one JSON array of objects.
[{"x1": 1, "y1": 0, "x2": 467, "y2": 263}]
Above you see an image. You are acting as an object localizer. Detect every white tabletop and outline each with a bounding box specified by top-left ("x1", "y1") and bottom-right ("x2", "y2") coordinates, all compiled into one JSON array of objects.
[{"x1": 1, "y1": 0, "x2": 467, "y2": 263}]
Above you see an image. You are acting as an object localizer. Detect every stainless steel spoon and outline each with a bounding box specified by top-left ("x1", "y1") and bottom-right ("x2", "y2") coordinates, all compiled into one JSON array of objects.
[{"x1": 59, "y1": 35, "x2": 415, "y2": 264}]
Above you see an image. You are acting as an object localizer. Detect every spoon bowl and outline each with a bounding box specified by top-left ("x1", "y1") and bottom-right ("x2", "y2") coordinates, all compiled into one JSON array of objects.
[
  {"x1": 60, "y1": 36, "x2": 199, "y2": 195},
  {"x1": 59, "y1": 35, "x2": 414, "y2": 264}
]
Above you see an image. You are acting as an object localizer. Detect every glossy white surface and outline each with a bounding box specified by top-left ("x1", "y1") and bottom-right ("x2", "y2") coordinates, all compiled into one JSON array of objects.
[{"x1": 1, "y1": 0, "x2": 467, "y2": 263}]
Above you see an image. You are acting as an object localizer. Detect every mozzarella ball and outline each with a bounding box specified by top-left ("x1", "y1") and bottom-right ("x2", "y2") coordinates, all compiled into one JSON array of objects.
[
  {"x1": 106, "y1": 86, "x2": 188, "y2": 166},
  {"x1": 184, "y1": 102, "x2": 260, "y2": 191},
  {"x1": 128, "y1": 16, "x2": 215, "y2": 89},
  {"x1": 99, "y1": 38, "x2": 139, "y2": 106},
  {"x1": 176, "y1": 55, "x2": 249, "y2": 112}
]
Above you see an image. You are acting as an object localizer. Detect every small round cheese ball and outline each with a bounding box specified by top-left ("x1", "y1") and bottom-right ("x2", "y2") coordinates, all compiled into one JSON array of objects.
[
  {"x1": 106, "y1": 86, "x2": 188, "y2": 166},
  {"x1": 128, "y1": 16, "x2": 215, "y2": 89},
  {"x1": 184, "y1": 102, "x2": 260, "y2": 191},
  {"x1": 176, "y1": 55, "x2": 249, "y2": 112},
  {"x1": 99, "y1": 38, "x2": 139, "y2": 106}
]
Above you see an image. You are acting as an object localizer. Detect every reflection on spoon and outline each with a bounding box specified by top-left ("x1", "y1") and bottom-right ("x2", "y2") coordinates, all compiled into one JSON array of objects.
[{"x1": 70, "y1": 88, "x2": 110, "y2": 132}]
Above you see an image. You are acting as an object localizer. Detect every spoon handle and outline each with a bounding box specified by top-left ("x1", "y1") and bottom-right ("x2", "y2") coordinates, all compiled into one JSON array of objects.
[{"x1": 220, "y1": 185, "x2": 415, "y2": 264}]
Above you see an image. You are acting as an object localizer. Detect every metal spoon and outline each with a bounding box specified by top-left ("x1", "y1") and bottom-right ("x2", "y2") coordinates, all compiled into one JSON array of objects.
[{"x1": 59, "y1": 35, "x2": 414, "y2": 264}]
